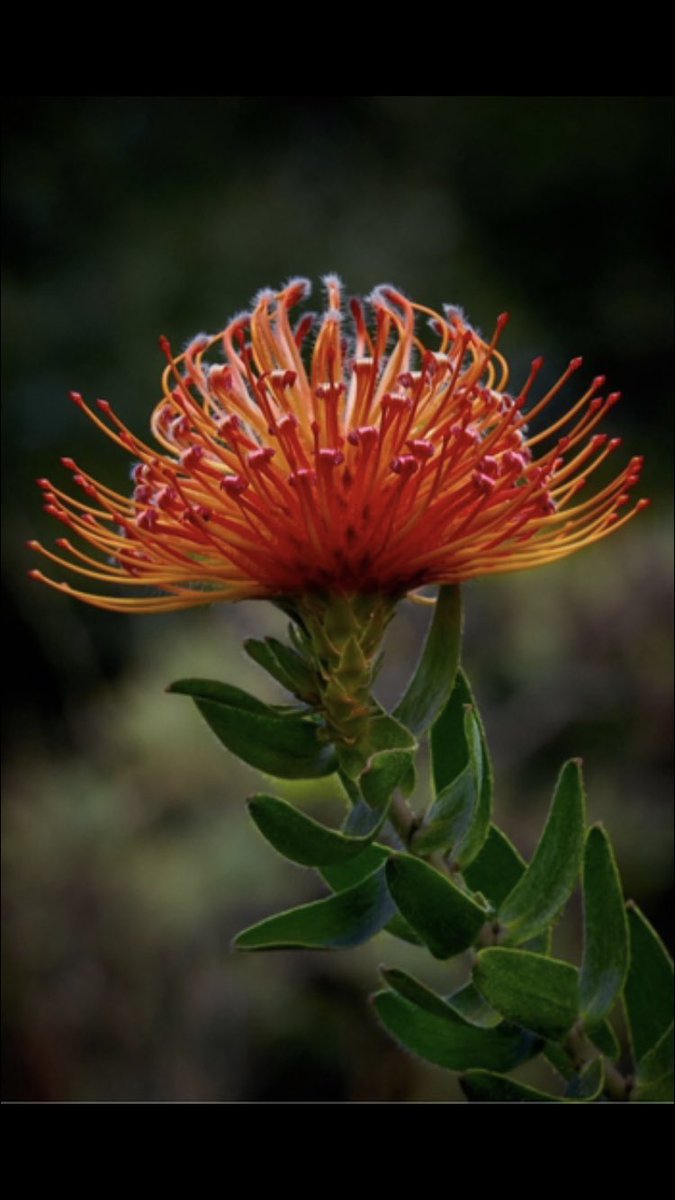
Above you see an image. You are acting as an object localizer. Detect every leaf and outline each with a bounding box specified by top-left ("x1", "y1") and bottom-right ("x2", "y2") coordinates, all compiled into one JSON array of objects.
[
  {"x1": 623, "y1": 903, "x2": 674, "y2": 1064},
  {"x1": 586, "y1": 1018, "x2": 620, "y2": 1061},
  {"x1": 244, "y1": 637, "x2": 318, "y2": 701},
  {"x1": 336, "y1": 711, "x2": 417, "y2": 779},
  {"x1": 382, "y1": 913, "x2": 425, "y2": 947},
  {"x1": 415, "y1": 701, "x2": 491, "y2": 869},
  {"x1": 474, "y1": 948, "x2": 579, "y2": 1041},
  {"x1": 460, "y1": 1070, "x2": 560, "y2": 1102},
  {"x1": 247, "y1": 794, "x2": 379, "y2": 867},
  {"x1": 320, "y1": 847, "x2": 422, "y2": 946},
  {"x1": 393, "y1": 584, "x2": 463, "y2": 736},
  {"x1": 634, "y1": 1024, "x2": 674, "y2": 1103},
  {"x1": 429, "y1": 669, "x2": 474, "y2": 797},
  {"x1": 373, "y1": 990, "x2": 542, "y2": 1073},
  {"x1": 446, "y1": 982, "x2": 503, "y2": 1028},
  {"x1": 563, "y1": 1058, "x2": 605, "y2": 1101},
  {"x1": 234, "y1": 864, "x2": 395, "y2": 951},
  {"x1": 168, "y1": 678, "x2": 336, "y2": 779},
  {"x1": 579, "y1": 824, "x2": 629, "y2": 1022},
  {"x1": 361, "y1": 749, "x2": 412, "y2": 808},
  {"x1": 385, "y1": 854, "x2": 487, "y2": 959},
  {"x1": 379, "y1": 967, "x2": 458, "y2": 1020},
  {"x1": 498, "y1": 759, "x2": 585, "y2": 945},
  {"x1": 413, "y1": 767, "x2": 475, "y2": 856},
  {"x1": 320, "y1": 844, "x2": 390, "y2": 892},
  {"x1": 464, "y1": 825, "x2": 526, "y2": 909}
]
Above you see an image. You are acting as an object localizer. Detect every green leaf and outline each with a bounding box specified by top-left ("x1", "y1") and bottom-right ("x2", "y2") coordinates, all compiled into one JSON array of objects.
[
  {"x1": 382, "y1": 913, "x2": 425, "y2": 947},
  {"x1": 460, "y1": 1070, "x2": 560, "y2": 1102},
  {"x1": 586, "y1": 1018, "x2": 620, "y2": 1061},
  {"x1": 456, "y1": 703, "x2": 493, "y2": 867},
  {"x1": 624, "y1": 903, "x2": 674, "y2": 1064},
  {"x1": 393, "y1": 585, "x2": 462, "y2": 736},
  {"x1": 244, "y1": 637, "x2": 318, "y2": 701},
  {"x1": 580, "y1": 824, "x2": 628, "y2": 1022},
  {"x1": 320, "y1": 844, "x2": 390, "y2": 891},
  {"x1": 168, "y1": 678, "x2": 336, "y2": 779},
  {"x1": 336, "y1": 711, "x2": 417, "y2": 779},
  {"x1": 464, "y1": 825, "x2": 525, "y2": 909},
  {"x1": 462, "y1": 1060, "x2": 603, "y2": 1103},
  {"x1": 354, "y1": 749, "x2": 414, "y2": 822},
  {"x1": 498, "y1": 759, "x2": 585, "y2": 945},
  {"x1": 235, "y1": 865, "x2": 395, "y2": 951},
  {"x1": 414, "y1": 671, "x2": 493, "y2": 864},
  {"x1": 474, "y1": 948, "x2": 579, "y2": 1041},
  {"x1": 385, "y1": 854, "x2": 487, "y2": 959},
  {"x1": 373, "y1": 990, "x2": 542, "y2": 1072},
  {"x1": 446, "y1": 982, "x2": 502, "y2": 1028},
  {"x1": 247, "y1": 794, "x2": 378, "y2": 867},
  {"x1": 634, "y1": 1024, "x2": 674, "y2": 1103},
  {"x1": 413, "y1": 767, "x2": 475, "y2": 856},
  {"x1": 563, "y1": 1058, "x2": 605, "y2": 1101},
  {"x1": 379, "y1": 967, "x2": 458, "y2": 1020},
  {"x1": 544, "y1": 1042, "x2": 575, "y2": 1081}
]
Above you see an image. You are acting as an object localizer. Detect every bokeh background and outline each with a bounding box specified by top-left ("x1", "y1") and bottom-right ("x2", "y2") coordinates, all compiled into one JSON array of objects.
[{"x1": 3, "y1": 96, "x2": 672, "y2": 1102}]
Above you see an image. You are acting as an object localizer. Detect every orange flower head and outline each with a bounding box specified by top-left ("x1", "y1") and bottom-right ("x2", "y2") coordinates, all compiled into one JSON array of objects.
[{"x1": 29, "y1": 276, "x2": 648, "y2": 612}]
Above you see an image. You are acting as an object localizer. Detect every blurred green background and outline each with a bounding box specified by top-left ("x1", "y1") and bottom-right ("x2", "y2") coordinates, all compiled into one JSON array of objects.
[{"x1": 3, "y1": 96, "x2": 672, "y2": 1102}]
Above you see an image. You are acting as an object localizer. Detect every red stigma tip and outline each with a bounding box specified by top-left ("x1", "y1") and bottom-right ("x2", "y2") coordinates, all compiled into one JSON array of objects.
[
  {"x1": 592, "y1": 376, "x2": 606, "y2": 390},
  {"x1": 569, "y1": 356, "x2": 583, "y2": 370},
  {"x1": 531, "y1": 356, "x2": 545, "y2": 371},
  {"x1": 36, "y1": 477, "x2": 51, "y2": 488},
  {"x1": 158, "y1": 335, "x2": 172, "y2": 356},
  {"x1": 96, "y1": 399, "x2": 112, "y2": 413},
  {"x1": 28, "y1": 569, "x2": 43, "y2": 580},
  {"x1": 637, "y1": 498, "x2": 651, "y2": 510},
  {"x1": 69, "y1": 391, "x2": 85, "y2": 407},
  {"x1": 497, "y1": 312, "x2": 510, "y2": 329},
  {"x1": 60, "y1": 457, "x2": 77, "y2": 470},
  {"x1": 26, "y1": 539, "x2": 40, "y2": 550},
  {"x1": 609, "y1": 437, "x2": 622, "y2": 450}
]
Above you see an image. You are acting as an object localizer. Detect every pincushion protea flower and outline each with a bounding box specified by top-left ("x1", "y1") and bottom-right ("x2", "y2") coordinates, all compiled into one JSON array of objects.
[{"x1": 29, "y1": 276, "x2": 647, "y2": 613}]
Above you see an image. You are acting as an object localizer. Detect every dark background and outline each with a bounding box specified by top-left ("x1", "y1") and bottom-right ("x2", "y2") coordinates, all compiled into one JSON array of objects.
[{"x1": 3, "y1": 96, "x2": 673, "y2": 1102}]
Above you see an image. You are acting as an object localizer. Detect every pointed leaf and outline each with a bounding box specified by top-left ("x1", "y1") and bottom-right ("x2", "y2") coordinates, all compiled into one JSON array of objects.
[
  {"x1": 580, "y1": 824, "x2": 628, "y2": 1021},
  {"x1": 474, "y1": 948, "x2": 579, "y2": 1041},
  {"x1": 382, "y1": 913, "x2": 425, "y2": 946},
  {"x1": 446, "y1": 983, "x2": 502, "y2": 1028},
  {"x1": 373, "y1": 990, "x2": 542, "y2": 1072},
  {"x1": 385, "y1": 854, "x2": 487, "y2": 959},
  {"x1": 498, "y1": 759, "x2": 585, "y2": 945},
  {"x1": 464, "y1": 825, "x2": 525, "y2": 908},
  {"x1": 235, "y1": 864, "x2": 394, "y2": 951},
  {"x1": 460, "y1": 1070, "x2": 560, "y2": 1102},
  {"x1": 380, "y1": 967, "x2": 458, "y2": 1020},
  {"x1": 244, "y1": 637, "x2": 318, "y2": 701},
  {"x1": 586, "y1": 1018, "x2": 620, "y2": 1061},
  {"x1": 247, "y1": 794, "x2": 378, "y2": 867},
  {"x1": 624, "y1": 903, "x2": 674, "y2": 1063},
  {"x1": 416, "y1": 695, "x2": 491, "y2": 864},
  {"x1": 361, "y1": 749, "x2": 414, "y2": 809},
  {"x1": 634, "y1": 1024, "x2": 674, "y2": 1103},
  {"x1": 393, "y1": 585, "x2": 462, "y2": 736},
  {"x1": 337, "y1": 711, "x2": 416, "y2": 779},
  {"x1": 168, "y1": 678, "x2": 336, "y2": 779},
  {"x1": 429, "y1": 669, "x2": 479, "y2": 795},
  {"x1": 320, "y1": 844, "x2": 390, "y2": 891},
  {"x1": 456, "y1": 704, "x2": 493, "y2": 867}
]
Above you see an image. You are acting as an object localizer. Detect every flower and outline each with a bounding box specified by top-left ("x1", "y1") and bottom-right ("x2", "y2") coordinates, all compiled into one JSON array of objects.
[{"x1": 29, "y1": 276, "x2": 647, "y2": 612}]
